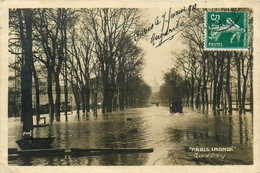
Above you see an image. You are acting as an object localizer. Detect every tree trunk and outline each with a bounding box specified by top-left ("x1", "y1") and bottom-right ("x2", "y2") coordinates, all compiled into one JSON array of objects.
[
  {"x1": 32, "y1": 64, "x2": 40, "y2": 125},
  {"x1": 217, "y1": 56, "x2": 224, "y2": 109},
  {"x1": 21, "y1": 9, "x2": 33, "y2": 137},
  {"x1": 205, "y1": 86, "x2": 209, "y2": 110},
  {"x1": 82, "y1": 89, "x2": 86, "y2": 113},
  {"x1": 212, "y1": 54, "x2": 218, "y2": 111},
  {"x1": 110, "y1": 66, "x2": 116, "y2": 112},
  {"x1": 64, "y1": 23, "x2": 68, "y2": 121},
  {"x1": 205, "y1": 57, "x2": 210, "y2": 110},
  {"x1": 102, "y1": 98, "x2": 105, "y2": 113},
  {"x1": 119, "y1": 87, "x2": 125, "y2": 110},
  {"x1": 196, "y1": 79, "x2": 201, "y2": 109},
  {"x1": 250, "y1": 58, "x2": 253, "y2": 112},
  {"x1": 125, "y1": 76, "x2": 129, "y2": 109},
  {"x1": 76, "y1": 93, "x2": 80, "y2": 116},
  {"x1": 64, "y1": 74, "x2": 68, "y2": 121},
  {"x1": 224, "y1": 89, "x2": 227, "y2": 111},
  {"x1": 191, "y1": 73, "x2": 194, "y2": 108},
  {"x1": 241, "y1": 54, "x2": 251, "y2": 112},
  {"x1": 202, "y1": 62, "x2": 206, "y2": 110},
  {"x1": 113, "y1": 96, "x2": 117, "y2": 111},
  {"x1": 102, "y1": 68, "x2": 108, "y2": 113},
  {"x1": 226, "y1": 52, "x2": 232, "y2": 114},
  {"x1": 118, "y1": 70, "x2": 125, "y2": 110},
  {"x1": 73, "y1": 88, "x2": 80, "y2": 116},
  {"x1": 103, "y1": 87, "x2": 112, "y2": 113},
  {"x1": 242, "y1": 75, "x2": 248, "y2": 111},
  {"x1": 235, "y1": 52, "x2": 242, "y2": 113},
  {"x1": 54, "y1": 72, "x2": 61, "y2": 121},
  {"x1": 125, "y1": 93, "x2": 128, "y2": 109},
  {"x1": 186, "y1": 89, "x2": 190, "y2": 107},
  {"x1": 107, "y1": 88, "x2": 113, "y2": 112},
  {"x1": 86, "y1": 87, "x2": 90, "y2": 112},
  {"x1": 47, "y1": 68, "x2": 54, "y2": 123},
  {"x1": 102, "y1": 79, "x2": 113, "y2": 113},
  {"x1": 210, "y1": 79, "x2": 212, "y2": 108},
  {"x1": 21, "y1": 65, "x2": 33, "y2": 135}
]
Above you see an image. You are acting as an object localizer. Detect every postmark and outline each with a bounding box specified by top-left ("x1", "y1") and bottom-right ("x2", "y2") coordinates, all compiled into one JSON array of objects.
[{"x1": 204, "y1": 11, "x2": 248, "y2": 50}]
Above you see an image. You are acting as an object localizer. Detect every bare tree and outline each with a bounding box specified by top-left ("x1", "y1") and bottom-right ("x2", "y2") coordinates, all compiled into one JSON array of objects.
[{"x1": 82, "y1": 8, "x2": 142, "y2": 113}]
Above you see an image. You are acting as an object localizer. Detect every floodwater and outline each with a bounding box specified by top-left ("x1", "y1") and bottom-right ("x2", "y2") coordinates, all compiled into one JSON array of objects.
[{"x1": 8, "y1": 105, "x2": 253, "y2": 165}]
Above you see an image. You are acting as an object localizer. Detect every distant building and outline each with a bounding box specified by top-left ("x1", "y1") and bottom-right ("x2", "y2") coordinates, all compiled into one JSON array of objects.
[{"x1": 152, "y1": 76, "x2": 160, "y2": 93}]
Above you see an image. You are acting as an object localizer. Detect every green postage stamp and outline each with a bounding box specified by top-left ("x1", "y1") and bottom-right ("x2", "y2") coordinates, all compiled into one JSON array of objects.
[{"x1": 204, "y1": 11, "x2": 248, "y2": 50}]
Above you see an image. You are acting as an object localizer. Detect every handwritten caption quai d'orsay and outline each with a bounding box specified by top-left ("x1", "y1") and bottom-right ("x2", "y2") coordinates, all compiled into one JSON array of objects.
[{"x1": 134, "y1": 4, "x2": 197, "y2": 48}]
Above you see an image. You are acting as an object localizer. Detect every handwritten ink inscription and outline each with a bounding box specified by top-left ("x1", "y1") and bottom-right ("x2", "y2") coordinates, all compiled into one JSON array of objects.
[
  {"x1": 134, "y1": 4, "x2": 197, "y2": 48},
  {"x1": 22, "y1": 130, "x2": 33, "y2": 137}
]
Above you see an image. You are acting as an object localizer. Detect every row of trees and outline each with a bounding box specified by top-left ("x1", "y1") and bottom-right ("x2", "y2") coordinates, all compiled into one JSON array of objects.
[
  {"x1": 160, "y1": 8, "x2": 253, "y2": 114},
  {"x1": 9, "y1": 8, "x2": 151, "y2": 124}
]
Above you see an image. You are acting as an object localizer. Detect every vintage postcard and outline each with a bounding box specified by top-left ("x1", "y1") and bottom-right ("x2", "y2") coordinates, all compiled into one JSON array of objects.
[{"x1": 0, "y1": 0, "x2": 260, "y2": 172}]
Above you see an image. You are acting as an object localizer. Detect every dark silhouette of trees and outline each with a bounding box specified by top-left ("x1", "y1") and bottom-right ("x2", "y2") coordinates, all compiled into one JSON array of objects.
[
  {"x1": 10, "y1": 9, "x2": 34, "y2": 135},
  {"x1": 159, "y1": 68, "x2": 186, "y2": 102},
  {"x1": 8, "y1": 8, "x2": 151, "y2": 123},
  {"x1": 162, "y1": 8, "x2": 253, "y2": 114},
  {"x1": 82, "y1": 8, "x2": 143, "y2": 113}
]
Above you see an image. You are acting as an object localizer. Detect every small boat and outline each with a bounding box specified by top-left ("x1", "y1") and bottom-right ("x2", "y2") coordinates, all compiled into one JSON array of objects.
[
  {"x1": 16, "y1": 137, "x2": 55, "y2": 150},
  {"x1": 127, "y1": 128, "x2": 138, "y2": 133},
  {"x1": 16, "y1": 111, "x2": 55, "y2": 150},
  {"x1": 126, "y1": 118, "x2": 132, "y2": 121}
]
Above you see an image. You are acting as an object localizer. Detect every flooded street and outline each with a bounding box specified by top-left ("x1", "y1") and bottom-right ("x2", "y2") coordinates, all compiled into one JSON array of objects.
[{"x1": 8, "y1": 105, "x2": 253, "y2": 165}]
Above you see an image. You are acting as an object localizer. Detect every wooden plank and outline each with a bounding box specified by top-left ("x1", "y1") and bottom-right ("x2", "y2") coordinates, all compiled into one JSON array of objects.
[
  {"x1": 17, "y1": 148, "x2": 65, "y2": 156},
  {"x1": 33, "y1": 124, "x2": 50, "y2": 128},
  {"x1": 70, "y1": 148, "x2": 153, "y2": 154},
  {"x1": 8, "y1": 148, "x2": 18, "y2": 154},
  {"x1": 9, "y1": 148, "x2": 153, "y2": 157}
]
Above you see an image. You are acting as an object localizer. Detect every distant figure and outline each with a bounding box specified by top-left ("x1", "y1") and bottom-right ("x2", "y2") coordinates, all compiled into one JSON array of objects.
[
  {"x1": 156, "y1": 102, "x2": 159, "y2": 107},
  {"x1": 170, "y1": 103, "x2": 173, "y2": 113}
]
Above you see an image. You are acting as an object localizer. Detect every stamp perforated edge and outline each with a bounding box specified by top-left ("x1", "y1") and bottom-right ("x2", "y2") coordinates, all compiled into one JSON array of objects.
[{"x1": 203, "y1": 11, "x2": 249, "y2": 51}]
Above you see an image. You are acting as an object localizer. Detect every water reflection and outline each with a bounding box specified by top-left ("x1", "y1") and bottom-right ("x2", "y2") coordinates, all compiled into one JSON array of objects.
[{"x1": 8, "y1": 106, "x2": 253, "y2": 165}]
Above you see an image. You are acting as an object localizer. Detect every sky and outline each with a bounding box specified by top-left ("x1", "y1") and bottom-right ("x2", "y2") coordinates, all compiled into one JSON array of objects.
[{"x1": 138, "y1": 8, "x2": 188, "y2": 93}]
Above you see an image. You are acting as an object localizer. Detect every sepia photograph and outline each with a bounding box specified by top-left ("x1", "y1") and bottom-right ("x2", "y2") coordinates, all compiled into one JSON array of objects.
[{"x1": 1, "y1": 0, "x2": 259, "y2": 171}]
